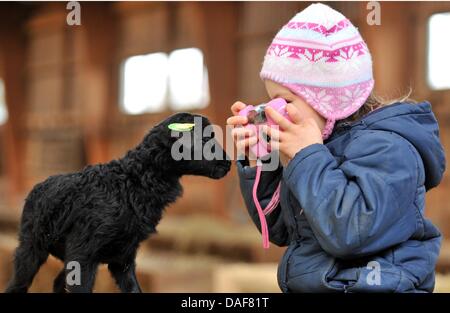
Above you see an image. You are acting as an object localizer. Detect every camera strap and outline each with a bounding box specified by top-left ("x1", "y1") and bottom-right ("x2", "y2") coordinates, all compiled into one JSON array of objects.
[{"x1": 252, "y1": 160, "x2": 281, "y2": 249}]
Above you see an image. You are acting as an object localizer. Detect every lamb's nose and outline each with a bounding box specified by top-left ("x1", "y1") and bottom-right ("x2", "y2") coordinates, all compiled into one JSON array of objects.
[{"x1": 220, "y1": 161, "x2": 231, "y2": 172}]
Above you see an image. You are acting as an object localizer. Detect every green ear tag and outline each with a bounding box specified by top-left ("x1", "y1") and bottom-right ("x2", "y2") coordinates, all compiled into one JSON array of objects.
[{"x1": 168, "y1": 123, "x2": 195, "y2": 132}]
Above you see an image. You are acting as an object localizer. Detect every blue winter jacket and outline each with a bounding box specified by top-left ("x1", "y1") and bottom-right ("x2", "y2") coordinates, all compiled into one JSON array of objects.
[{"x1": 237, "y1": 101, "x2": 446, "y2": 292}]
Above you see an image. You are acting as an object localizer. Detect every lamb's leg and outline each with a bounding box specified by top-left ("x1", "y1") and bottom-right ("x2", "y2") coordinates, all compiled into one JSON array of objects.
[
  {"x1": 53, "y1": 269, "x2": 67, "y2": 293},
  {"x1": 5, "y1": 242, "x2": 48, "y2": 293},
  {"x1": 63, "y1": 257, "x2": 98, "y2": 293},
  {"x1": 108, "y1": 261, "x2": 142, "y2": 293}
]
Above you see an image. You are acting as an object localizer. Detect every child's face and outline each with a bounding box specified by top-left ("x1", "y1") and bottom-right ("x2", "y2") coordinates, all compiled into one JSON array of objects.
[{"x1": 264, "y1": 79, "x2": 325, "y2": 130}]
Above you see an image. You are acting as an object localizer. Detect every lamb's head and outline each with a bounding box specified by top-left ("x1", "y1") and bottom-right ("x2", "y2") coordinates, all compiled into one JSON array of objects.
[{"x1": 143, "y1": 113, "x2": 231, "y2": 179}]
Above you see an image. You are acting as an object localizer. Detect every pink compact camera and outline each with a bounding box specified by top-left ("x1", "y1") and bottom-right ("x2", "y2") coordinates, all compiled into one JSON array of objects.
[{"x1": 238, "y1": 98, "x2": 291, "y2": 158}]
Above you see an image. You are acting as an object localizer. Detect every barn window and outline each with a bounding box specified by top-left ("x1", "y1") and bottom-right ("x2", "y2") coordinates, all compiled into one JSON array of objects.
[
  {"x1": 121, "y1": 53, "x2": 169, "y2": 114},
  {"x1": 0, "y1": 79, "x2": 8, "y2": 125},
  {"x1": 427, "y1": 12, "x2": 450, "y2": 90},
  {"x1": 120, "y1": 48, "x2": 209, "y2": 115},
  {"x1": 168, "y1": 48, "x2": 210, "y2": 110}
]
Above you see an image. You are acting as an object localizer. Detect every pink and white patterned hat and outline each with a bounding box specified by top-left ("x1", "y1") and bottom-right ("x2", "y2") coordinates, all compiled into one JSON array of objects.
[{"x1": 260, "y1": 3, "x2": 374, "y2": 139}]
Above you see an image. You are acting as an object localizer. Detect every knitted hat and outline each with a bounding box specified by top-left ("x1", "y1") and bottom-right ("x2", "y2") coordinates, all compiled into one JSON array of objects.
[{"x1": 260, "y1": 3, "x2": 374, "y2": 139}]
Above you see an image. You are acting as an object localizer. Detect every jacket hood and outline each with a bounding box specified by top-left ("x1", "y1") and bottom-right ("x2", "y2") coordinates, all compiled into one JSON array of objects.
[{"x1": 353, "y1": 101, "x2": 446, "y2": 190}]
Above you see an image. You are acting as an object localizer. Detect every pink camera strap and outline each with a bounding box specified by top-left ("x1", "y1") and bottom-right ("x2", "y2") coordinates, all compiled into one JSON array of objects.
[{"x1": 252, "y1": 162, "x2": 281, "y2": 249}]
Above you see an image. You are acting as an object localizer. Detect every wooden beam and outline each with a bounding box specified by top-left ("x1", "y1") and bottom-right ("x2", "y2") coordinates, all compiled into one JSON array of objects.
[
  {"x1": 199, "y1": 2, "x2": 239, "y2": 219},
  {"x1": 77, "y1": 3, "x2": 119, "y2": 164}
]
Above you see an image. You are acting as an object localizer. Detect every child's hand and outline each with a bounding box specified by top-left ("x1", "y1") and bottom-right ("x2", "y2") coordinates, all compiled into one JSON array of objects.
[
  {"x1": 227, "y1": 101, "x2": 258, "y2": 167},
  {"x1": 262, "y1": 103, "x2": 323, "y2": 165}
]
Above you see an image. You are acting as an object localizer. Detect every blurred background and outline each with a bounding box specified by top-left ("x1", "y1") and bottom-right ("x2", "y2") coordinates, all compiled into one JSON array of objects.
[{"x1": 0, "y1": 1, "x2": 450, "y2": 292}]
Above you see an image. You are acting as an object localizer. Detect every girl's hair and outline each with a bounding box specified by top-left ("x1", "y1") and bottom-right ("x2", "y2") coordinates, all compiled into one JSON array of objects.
[{"x1": 337, "y1": 87, "x2": 417, "y2": 125}]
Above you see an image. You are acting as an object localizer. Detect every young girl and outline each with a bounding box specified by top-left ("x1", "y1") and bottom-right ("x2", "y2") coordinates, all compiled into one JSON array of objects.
[{"x1": 227, "y1": 3, "x2": 446, "y2": 293}]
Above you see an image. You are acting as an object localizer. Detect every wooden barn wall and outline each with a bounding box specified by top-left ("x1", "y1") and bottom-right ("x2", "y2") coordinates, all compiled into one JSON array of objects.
[{"x1": 0, "y1": 2, "x2": 449, "y2": 236}]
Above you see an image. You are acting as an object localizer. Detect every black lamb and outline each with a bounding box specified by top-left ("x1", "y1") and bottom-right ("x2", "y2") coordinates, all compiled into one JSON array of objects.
[{"x1": 5, "y1": 112, "x2": 231, "y2": 293}]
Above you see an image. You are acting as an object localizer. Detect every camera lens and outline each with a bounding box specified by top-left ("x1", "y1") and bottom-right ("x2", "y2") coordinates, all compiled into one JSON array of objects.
[
  {"x1": 247, "y1": 110, "x2": 258, "y2": 124},
  {"x1": 252, "y1": 105, "x2": 267, "y2": 124}
]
